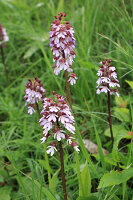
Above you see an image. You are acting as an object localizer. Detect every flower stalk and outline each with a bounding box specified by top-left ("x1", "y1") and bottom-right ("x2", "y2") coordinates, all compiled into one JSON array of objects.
[
  {"x1": 107, "y1": 91, "x2": 114, "y2": 144},
  {"x1": 59, "y1": 140, "x2": 67, "y2": 200},
  {"x1": 56, "y1": 118, "x2": 67, "y2": 200}
]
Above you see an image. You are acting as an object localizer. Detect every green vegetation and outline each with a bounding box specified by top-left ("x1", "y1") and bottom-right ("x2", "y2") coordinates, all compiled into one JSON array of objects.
[{"x1": 0, "y1": 0, "x2": 133, "y2": 199}]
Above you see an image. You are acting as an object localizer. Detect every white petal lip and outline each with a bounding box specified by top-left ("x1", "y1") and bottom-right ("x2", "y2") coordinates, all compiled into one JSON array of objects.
[
  {"x1": 46, "y1": 146, "x2": 57, "y2": 156},
  {"x1": 64, "y1": 123, "x2": 75, "y2": 134},
  {"x1": 74, "y1": 146, "x2": 80, "y2": 153},
  {"x1": 68, "y1": 76, "x2": 78, "y2": 85},
  {"x1": 49, "y1": 106, "x2": 60, "y2": 112},
  {"x1": 54, "y1": 130, "x2": 65, "y2": 141},
  {"x1": 40, "y1": 137, "x2": 46, "y2": 143},
  {"x1": 59, "y1": 116, "x2": 69, "y2": 124},
  {"x1": 47, "y1": 114, "x2": 57, "y2": 122},
  {"x1": 109, "y1": 66, "x2": 116, "y2": 71},
  {"x1": 28, "y1": 106, "x2": 35, "y2": 115}
]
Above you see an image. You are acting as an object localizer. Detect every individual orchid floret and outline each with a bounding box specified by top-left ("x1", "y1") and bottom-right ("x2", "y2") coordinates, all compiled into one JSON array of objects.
[
  {"x1": 96, "y1": 59, "x2": 120, "y2": 96},
  {"x1": 40, "y1": 91, "x2": 79, "y2": 155},
  {"x1": 46, "y1": 142, "x2": 57, "y2": 156},
  {"x1": 0, "y1": 24, "x2": 9, "y2": 47},
  {"x1": 49, "y1": 12, "x2": 78, "y2": 84},
  {"x1": 65, "y1": 134, "x2": 75, "y2": 145},
  {"x1": 53, "y1": 127, "x2": 65, "y2": 141},
  {"x1": 24, "y1": 77, "x2": 46, "y2": 115},
  {"x1": 68, "y1": 73, "x2": 78, "y2": 85},
  {"x1": 71, "y1": 141, "x2": 80, "y2": 153}
]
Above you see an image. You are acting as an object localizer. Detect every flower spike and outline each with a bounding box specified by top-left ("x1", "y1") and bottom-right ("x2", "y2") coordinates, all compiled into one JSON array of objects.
[
  {"x1": 96, "y1": 59, "x2": 120, "y2": 96},
  {"x1": 40, "y1": 91, "x2": 79, "y2": 156},
  {"x1": 24, "y1": 77, "x2": 46, "y2": 115},
  {"x1": 49, "y1": 13, "x2": 78, "y2": 85},
  {"x1": 0, "y1": 24, "x2": 9, "y2": 47}
]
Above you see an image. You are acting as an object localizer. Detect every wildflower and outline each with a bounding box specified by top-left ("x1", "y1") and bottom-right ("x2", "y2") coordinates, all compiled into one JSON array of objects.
[
  {"x1": 68, "y1": 73, "x2": 78, "y2": 85},
  {"x1": 49, "y1": 12, "x2": 78, "y2": 85},
  {"x1": 0, "y1": 24, "x2": 9, "y2": 47},
  {"x1": 71, "y1": 141, "x2": 80, "y2": 153},
  {"x1": 27, "y1": 105, "x2": 35, "y2": 115},
  {"x1": 53, "y1": 128, "x2": 65, "y2": 141},
  {"x1": 65, "y1": 135, "x2": 75, "y2": 145},
  {"x1": 40, "y1": 91, "x2": 79, "y2": 155},
  {"x1": 96, "y1": 59, "x2": 120, "y2": 96},
  {"x1": 40, "y1": 136, "x2": 47, "y2": 143},
  {"x1": 46, "y1": 142, "x2": 57, "y2": 156},
  {"x1": 24, "y1": 77, "x2": 46, "y2": 114}
]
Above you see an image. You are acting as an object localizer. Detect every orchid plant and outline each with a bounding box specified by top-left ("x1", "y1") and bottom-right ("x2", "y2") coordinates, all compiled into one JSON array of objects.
[
  {"x1": 39, "y1": 91, "x2": 79, "y2": 200},
  {"x1": 24, "y1": 77, "x2": 79, "y2": 200},
  {"x1": 96, "y1": 59, "x2": 120, "y2": 143}
]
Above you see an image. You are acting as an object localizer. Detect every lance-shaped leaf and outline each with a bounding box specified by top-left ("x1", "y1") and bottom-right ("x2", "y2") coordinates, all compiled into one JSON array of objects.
[{"x1": 98, "y1": 168, "x2": 133, "y2": 189}]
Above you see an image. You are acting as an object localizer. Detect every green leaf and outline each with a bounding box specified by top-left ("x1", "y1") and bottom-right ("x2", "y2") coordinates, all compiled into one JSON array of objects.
[
  {"x1": 23, "y1": 44, "x2": 39, "y2": 59},
  {"x1": 112, "y1": 130, "x2": 133, "y2": 162},
  {"x1": 31, "y1": 32, "x2": 49, "y2": 42},
  {"x1": 104, "y1": 125, "x2": 125, "y2": 137},
  {"x1": 16, "y1": 176, "x2": 56, "y2": 200},
  {"x1": 79, "y1": 163, "x2": 91, "y2": 196},
  {"x1": 0, "y1": 186, "x2": 12, "y2": 200},
  {"x1": 94, "y1": 153, "x2": 117, "y2": 166},
  {"x1": 98, "y1": 168, "x2": 133, "y2": 189},
  {"x1": 114, "y1": 107, "x2": 130, "y2": 122},
  {"x1": 115, "y1": 96, "x2": 128, "y2": 108},
  {"x1": 77, "y1": 195, "x2": 98, "y2": 200},
  {"x1": 0, "y1": 169, "x2": 8, "y2": 179},
  {"x1": 75, "y1": 122, "x2": 99, "y2": 177},
  {"x1": 125, "y1": 80, "x2": 133, "y2": 89},
  {"x1": 34, "y1": 180, "x2": 56, "y2": 200},
  {"x1": 92, "y1": 118, "x2": 106, "y2": 171},
  {"x1": 49, "y1": 169, "x2": 60, "y2": 194},
  {"x1": 38, "y1": 160, "x2": 53, "y2": 173}
]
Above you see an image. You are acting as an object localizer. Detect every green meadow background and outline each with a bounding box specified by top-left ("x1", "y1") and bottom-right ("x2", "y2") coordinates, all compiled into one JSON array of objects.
[{"x1": 0, "y1": 0, "x2": 133, "y2": 199}]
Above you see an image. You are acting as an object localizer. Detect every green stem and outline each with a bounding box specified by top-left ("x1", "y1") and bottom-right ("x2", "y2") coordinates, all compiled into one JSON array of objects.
[{"x1": 35, "y1": 103, "x2": 51, "y2": 184}]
